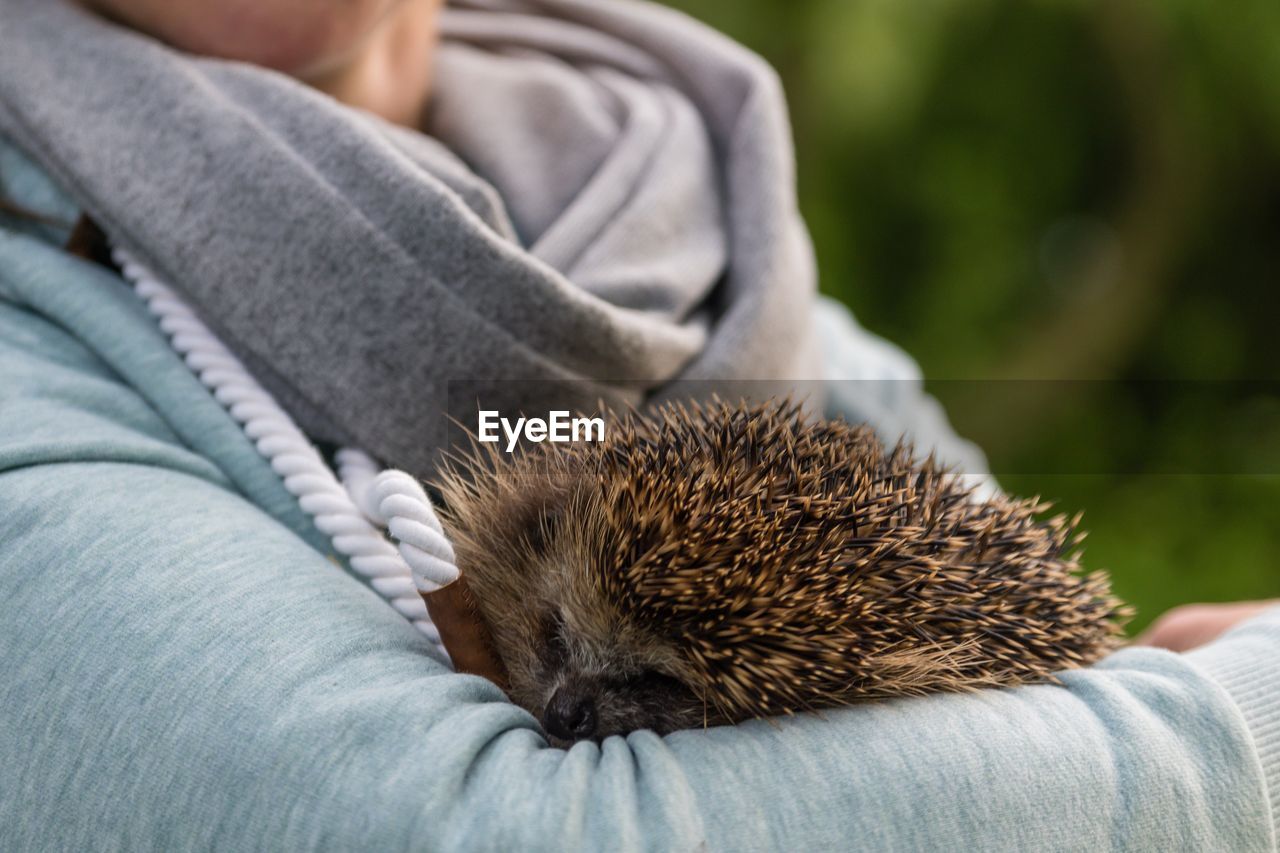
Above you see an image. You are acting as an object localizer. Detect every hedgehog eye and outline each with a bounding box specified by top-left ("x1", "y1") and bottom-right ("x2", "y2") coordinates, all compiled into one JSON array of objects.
[
  {"x1": 538, "y1": 611, "x2": 569, "y2": 666},
  {"x1": 627, "y1": 670, "x2": 688, "y2": 698}
]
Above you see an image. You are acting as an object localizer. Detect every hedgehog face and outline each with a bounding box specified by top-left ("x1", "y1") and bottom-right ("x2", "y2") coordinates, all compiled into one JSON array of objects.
[
  {"x1": 527, "y1": 603, "x2": 705, "y2": 745},
  {"x1": 479, "y1": 515, "x2": 708, "y2": 745},
  {"x1": 435, "y1": 449, "x2": 708, "y2": 745}
]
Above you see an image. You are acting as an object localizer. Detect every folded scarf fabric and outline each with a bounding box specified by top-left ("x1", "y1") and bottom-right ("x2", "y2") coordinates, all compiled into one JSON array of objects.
[{"x1": 0, "y1": 0, "x2": 820, "y2": 477}]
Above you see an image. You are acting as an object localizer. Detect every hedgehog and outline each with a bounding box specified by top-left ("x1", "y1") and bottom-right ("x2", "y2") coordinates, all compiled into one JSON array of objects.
[{"x1": 433, "y1": 398, "x2": 1129, "y2": 746}]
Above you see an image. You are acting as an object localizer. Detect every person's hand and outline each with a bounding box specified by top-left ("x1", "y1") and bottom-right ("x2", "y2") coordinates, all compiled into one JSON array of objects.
[{"x1": 1135, "y1": 600, "x2": 1280, "y2": 653}]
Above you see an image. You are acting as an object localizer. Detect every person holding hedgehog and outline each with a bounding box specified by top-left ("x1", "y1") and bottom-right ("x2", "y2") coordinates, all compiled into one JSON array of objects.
[{"x1": 0, "y1": 0, "x2": 1277, "y2": 850}]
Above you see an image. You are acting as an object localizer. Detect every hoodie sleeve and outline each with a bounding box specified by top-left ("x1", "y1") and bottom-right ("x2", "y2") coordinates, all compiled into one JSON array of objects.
[{"x1": 1, "y1": 228, "x2": 1275, "y2": 852}]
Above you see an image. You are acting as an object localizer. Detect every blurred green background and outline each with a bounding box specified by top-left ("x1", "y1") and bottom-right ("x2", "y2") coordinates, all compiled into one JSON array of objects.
[{"x1": 666, "y1": 0, "x2": 1279, "y2": 630}]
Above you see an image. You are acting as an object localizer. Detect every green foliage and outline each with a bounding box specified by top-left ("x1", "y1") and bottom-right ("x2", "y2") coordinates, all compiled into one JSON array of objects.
[{"x1": 666, "y1": 0, "x2": 1279, "y2": 629}]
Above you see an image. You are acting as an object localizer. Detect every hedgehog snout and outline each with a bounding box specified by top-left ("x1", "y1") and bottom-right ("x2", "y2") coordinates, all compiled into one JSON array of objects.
[
  {"x1": 542, "y1": 687, "x2": 598, "y2": 742},
  {"x1": 533, "y1": 664, "x2": 708, "y2": 745}
]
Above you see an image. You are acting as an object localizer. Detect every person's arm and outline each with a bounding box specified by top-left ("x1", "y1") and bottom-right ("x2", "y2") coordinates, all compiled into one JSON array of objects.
[{"x1": 2, "y1": 236, "x2": 1276, "y2": 850}]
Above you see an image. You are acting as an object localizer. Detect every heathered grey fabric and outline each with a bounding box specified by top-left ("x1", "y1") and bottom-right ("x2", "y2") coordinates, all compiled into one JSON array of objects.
[{"x1": 0, "y1": 0, "x2": 820, "y2": 477}]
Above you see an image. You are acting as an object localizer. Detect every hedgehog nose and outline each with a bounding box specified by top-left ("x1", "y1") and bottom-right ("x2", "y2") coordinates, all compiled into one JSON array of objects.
[{"x1": 543, "y1": 688, "x2": 597, "y2": 742}]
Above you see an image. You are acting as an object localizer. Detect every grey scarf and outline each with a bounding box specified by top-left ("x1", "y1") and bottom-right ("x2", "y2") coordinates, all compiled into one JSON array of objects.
[{"x1": 0, "y1": 0, "x2": 819, "y2": 477}]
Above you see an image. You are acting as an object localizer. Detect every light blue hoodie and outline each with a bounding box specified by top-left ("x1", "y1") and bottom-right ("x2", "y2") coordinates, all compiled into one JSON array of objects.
[{"x1": 1, "y1": 139, "x2": 1277, "y2": 851}]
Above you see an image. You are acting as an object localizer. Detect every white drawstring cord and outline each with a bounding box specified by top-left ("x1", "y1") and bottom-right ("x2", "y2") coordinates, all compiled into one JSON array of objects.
[
  {"x1": 335, "y1": 449, "x2": 459, "y2": 592},
  {"x1": 112, "y1": 248, "x2": 459, "y2": 656}
]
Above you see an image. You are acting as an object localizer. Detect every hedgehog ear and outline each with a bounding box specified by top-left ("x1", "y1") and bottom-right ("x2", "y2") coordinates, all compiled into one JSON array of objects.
[
  {"x1": 524, "y1": 502, "x2": 562, "y2": 556},
  {"x1": 482, "y1": 477, "x2": 570, "y2": 560}
]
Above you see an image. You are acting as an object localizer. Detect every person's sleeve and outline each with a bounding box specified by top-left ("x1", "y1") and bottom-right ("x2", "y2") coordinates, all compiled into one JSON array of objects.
[
  {"x1": 2, "y1": 280, "x2": 1276, "y2": 852},
  {"x1": 1187, "y1": 611, "x2": 1280, "y2": 837}
]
